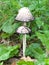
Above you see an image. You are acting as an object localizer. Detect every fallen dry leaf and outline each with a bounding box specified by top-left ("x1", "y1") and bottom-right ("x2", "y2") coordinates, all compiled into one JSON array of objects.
[
  {"x1": 20, "y1": 56, "x2": 36, "y2": 62},
  {"x1": 11, "y1": 61, "x2": 16, "y2": 65}
]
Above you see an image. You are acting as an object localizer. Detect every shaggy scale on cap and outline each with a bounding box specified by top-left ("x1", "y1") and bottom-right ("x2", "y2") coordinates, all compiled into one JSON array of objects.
[{"x1": 15, "y1": 7, "x2": 34, "y2": 22}]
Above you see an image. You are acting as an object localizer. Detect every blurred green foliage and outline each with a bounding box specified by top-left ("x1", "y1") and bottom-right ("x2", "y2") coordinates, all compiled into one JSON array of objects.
[
  {"x1": 25, "y1": 43, "x2": 45, "y2": 59},
  {"x1": 0, "y1": 0, "x2": 49, "y2": 64},
  {"x1": 0, "y1": 44, "x2": 19, "y2": 61},
  {"x1": 17, "y1": 59, "x2": 49, "y2": 65},
  {"x1": 25, "y1": 43, "x2": 47, "y2": 63},
  {"x1": 0, "y1": 62, "x2": 3, "y2": 65},
  {"x1": 17, "y1": 60, "x2": 34, "y2": 65}
]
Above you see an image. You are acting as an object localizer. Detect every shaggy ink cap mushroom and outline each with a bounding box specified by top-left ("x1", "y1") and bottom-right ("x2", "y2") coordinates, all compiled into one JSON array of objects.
[
  {"x1": 15, "y1": 7, "x2": 34, "y2": 22},
  {"x1": 16, "y1": 26, "x2": 31, "y2": 34}
]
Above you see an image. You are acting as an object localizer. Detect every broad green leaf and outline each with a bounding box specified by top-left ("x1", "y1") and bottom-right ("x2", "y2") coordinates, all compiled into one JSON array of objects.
[
  {"x1": 17, "y1": 60, "x2": 34, "y2": 65},
  {"x1": 0, "y1": 44, "x2": 19, "y2": 61},
  {"x1": 45, "y1": 58, "x2": 49, "y2": 65},
  {"x1": 36, "y1": 32, "x2": 49, "y2": 50},
  {"x1": 25, "y1": 43, "x2": 45, "y2": 61}
]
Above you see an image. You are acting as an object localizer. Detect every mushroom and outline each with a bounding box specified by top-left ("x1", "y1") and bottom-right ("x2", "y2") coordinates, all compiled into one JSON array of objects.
[
  {"x1": 15, "y1": 7, "x2": 34, "y2": 57},
  {"x1": 15, "y1": 7, "x2": 34, "y2": 22},
  {"x1": 16, "y1": 26, "x2": 31, "y2": 57},
  {"x1": 15, "y1": 7, "x2": 34, "y2": 26},
  {"x1": 17, "y1": 26, "x2": 31, "y2": 34}
]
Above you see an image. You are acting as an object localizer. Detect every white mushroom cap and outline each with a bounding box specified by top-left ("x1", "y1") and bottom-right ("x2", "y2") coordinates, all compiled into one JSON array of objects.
[
  {"x1": 16, "y1": 26, "x2": 31, "y2": 34},
  {"x1": 15, "y1": 7, "x2": 34, "y2": 22}
]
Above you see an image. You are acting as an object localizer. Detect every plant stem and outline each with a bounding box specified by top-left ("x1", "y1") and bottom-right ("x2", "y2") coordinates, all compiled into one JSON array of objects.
[{"x1": 23, "y1": 34, "x2": 26, "y2": 57}]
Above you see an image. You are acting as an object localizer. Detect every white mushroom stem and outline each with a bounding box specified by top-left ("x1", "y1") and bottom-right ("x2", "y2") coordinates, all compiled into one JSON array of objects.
[
  {"x1": 23, "y1": 34, "x2": 26, "y2": 57},
  {"x1": 23, "y1": 22, "x2": 26, "y2": 57},
  {"x1": 23, "y1": 22, "x2": 26, "y2": 26}
]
